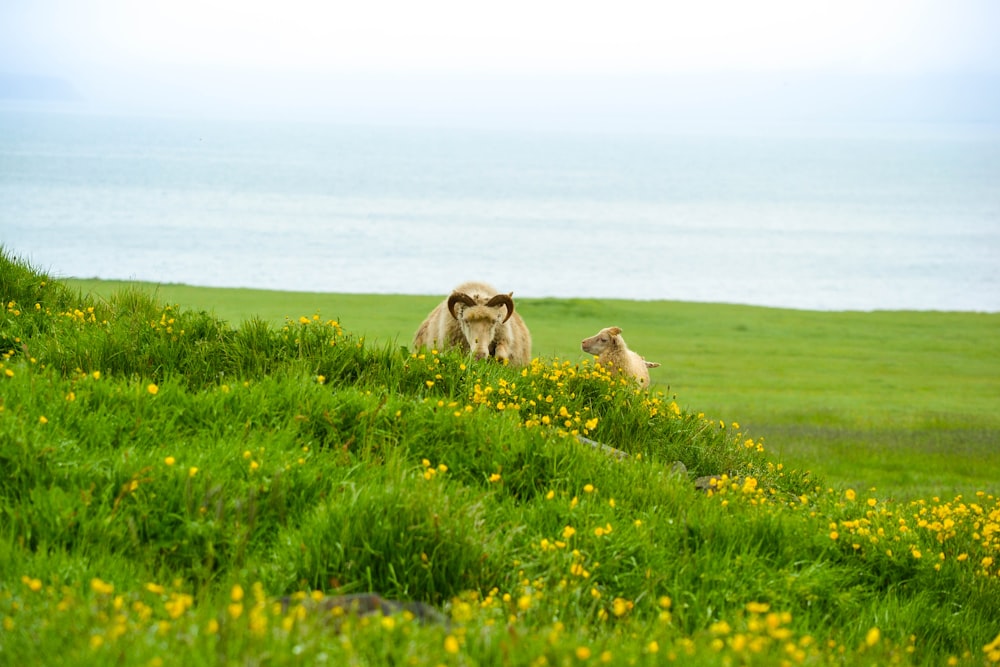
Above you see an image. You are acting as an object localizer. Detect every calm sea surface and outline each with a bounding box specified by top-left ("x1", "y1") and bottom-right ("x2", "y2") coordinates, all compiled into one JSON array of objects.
[{"x1": 2, "y1": 109, "x2": 998, "y2": 311}]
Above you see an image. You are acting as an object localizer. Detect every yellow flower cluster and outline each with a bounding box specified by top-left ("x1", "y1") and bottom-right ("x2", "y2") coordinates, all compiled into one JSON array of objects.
[
  {"x1": 149, "y1": 305, "x2": 183, "y2": 339},
  {"x1": 61, "y1": 306, "x2": 100, "y2": 325},
  {"x1": 701, "y1": 474, "x2": 772, "y2": 508},
  {"x1": 984, "y1": 631, "x2": 1000, "y2": 663},
  {"x1": 827, "y1": 491, "x2": 1000, "y2": 576},
  {"x1": 4, "y1": 299, "x2": 24, "y2": 317},
  {"x1": 409, "y1": 352, "x2": 683, "y2": 442},
  {"x1": 703, "y1": 603, "x2": 814, "y2": 661},
  {"x1": 8, "y1": 577, "x2": 450, "y2": 658},
  {"x1": 282, "y1": 314, "x2": 345, "y2": 350},
  {"x1": 420, "y1": 458, "x2": 448, "y2": 481}
]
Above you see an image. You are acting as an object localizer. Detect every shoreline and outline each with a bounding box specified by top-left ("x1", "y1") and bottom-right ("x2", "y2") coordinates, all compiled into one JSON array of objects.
[{"x1": 62, "y1": 276, "x2": 1000, "y2": 315}]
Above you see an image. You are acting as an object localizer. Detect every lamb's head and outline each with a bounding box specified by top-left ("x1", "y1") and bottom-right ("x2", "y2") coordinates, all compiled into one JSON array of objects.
[
  {"x1": 447, "y1": 291, "x2": 514, "y2": 360},
  {"x1": 581, "y1": 326, "x2": 623, "y2": 355}
]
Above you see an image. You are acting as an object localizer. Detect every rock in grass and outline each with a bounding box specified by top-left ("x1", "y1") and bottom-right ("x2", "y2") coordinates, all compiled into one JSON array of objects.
[
  {"x1": 276, "y1": 593, "x2": 448, "y2": 628},
  {"x1": 668, "y1": 460, "x2": 688, "y2": 476}
]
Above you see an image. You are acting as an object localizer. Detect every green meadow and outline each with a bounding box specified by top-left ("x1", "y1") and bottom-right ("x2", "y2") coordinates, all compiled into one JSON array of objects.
[
  {"x1": 65, "y1": 277, "x2": 1000, "y2": 501},
  {"x1": 3, "y1": 251, "x2": 999, "y2": 666}
]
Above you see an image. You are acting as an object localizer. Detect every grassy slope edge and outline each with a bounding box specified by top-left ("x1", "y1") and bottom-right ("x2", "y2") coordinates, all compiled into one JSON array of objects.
[
  {"x1": 64, "y1": 277, "x2": 1000, "y2": 501},
  {"x1": 4, "y1": 251, "x2": 1000, "y2": 666}
]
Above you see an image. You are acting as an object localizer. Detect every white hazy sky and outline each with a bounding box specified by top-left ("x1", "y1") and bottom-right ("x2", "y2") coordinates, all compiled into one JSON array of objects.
[{"x1": 3, "y1": 0, "x2": 1000, "y2": 124}]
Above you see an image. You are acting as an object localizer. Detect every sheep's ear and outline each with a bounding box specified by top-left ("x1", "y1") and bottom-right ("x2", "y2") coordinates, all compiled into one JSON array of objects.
[
  {"x1": 645, "y1": 361, "x2": 661, "y2": 368},
  {"x1": 608, "y1": 326, "x2": 622, "y2": 336},
  {"x1": 447, "y1": 292, "x2": 476, "y2": 319}
]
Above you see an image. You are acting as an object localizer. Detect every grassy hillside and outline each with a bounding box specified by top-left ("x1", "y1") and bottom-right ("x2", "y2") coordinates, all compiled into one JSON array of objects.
[
  {"x1": 64, "y1": 278, "x2": 1000, "y2": 501},
  {"x1": 4, "y1": 250, "x2": 1000, "y2": 665}
]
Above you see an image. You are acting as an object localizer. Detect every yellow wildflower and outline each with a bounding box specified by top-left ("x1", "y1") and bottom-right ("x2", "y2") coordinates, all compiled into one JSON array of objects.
[
  {"x1": 90, "y1": 578, "x2": 114, "y2": 595},
  {"x1": 710, "y1": 620, "x2": 732, "y2": 635},
  {"x1": 21, "y1": 576, "x2": 43, "y2": 592},
  {"x1": 612, "y1": 598, "x2": 633, "y2": 617}
]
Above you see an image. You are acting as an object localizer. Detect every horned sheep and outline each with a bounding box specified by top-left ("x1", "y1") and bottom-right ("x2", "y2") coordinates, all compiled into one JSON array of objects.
[
  {"x1": 581, "y1": 326, "x2": 660, "y2": 388},
  {"x1": 413, "y1": 281, "x2": 532, "y2": 366}
]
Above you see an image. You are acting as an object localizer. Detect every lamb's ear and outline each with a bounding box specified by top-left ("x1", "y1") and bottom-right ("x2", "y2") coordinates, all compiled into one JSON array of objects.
[
  {"x1": 645, "y1": 361, "x2": 661, "y2": 368},
  {"x1": 447, "y1": 292, "x2": 476, "y2": 319},
  {"x1": 608, "y1": 326, "x2": 622, "y2": 336},
  {"x1": 485, "y1": 292, "x2": 515, "y2": 323}
]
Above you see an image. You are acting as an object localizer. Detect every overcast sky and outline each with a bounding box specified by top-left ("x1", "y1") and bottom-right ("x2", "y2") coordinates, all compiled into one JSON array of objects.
[{"x1": 3, "y1": 0, "x2": 999, "y2": 125}]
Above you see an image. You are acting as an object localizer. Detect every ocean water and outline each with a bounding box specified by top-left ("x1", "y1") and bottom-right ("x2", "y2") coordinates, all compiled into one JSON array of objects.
[{"x1": 2, "y1": 109, "x2": 999, "y2": 311}]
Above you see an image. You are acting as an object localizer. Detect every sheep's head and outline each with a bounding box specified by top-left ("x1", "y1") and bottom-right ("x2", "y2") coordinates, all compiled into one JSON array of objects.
[
  {"x1": 447, "y1": 291, "x2": 515, "y2": 360},
  {"x1": 581, "y1": 326, "x2": 623, "y2": 355}
]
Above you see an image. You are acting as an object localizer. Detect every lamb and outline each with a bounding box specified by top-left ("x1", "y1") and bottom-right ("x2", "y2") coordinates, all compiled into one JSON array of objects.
[
  {"x1": 581, "y1": 326, "x2": 660, "y2": 388},
  {"x1": 413, "y1": 281, "x2": 532, "y2": 366}
]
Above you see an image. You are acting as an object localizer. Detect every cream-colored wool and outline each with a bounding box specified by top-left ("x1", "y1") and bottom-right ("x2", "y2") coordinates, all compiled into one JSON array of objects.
[
  {"x1": 413, "y1": 281, "x2": 532, "y2": 366},
  {"x1": 581, "y1": 326, "x2": 660, "y2": 388}
]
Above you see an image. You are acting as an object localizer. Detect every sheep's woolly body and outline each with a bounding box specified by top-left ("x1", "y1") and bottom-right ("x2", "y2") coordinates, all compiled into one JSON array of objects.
[
  {"x1": 581, "y1": 326, "x2": 660, "y2": 388},
  {"x1": 413, "y1": 281, "x2": 532, "y2": 365}
]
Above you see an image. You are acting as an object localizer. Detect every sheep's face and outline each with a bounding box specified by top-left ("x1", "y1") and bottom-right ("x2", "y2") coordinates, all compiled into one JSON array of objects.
[
  {"x1": 447, "y1": 290, "x2": 515, "y2": 361},
  {"x1": 581, "y1": 327, "x2": 622, "y2": 355},
  {"x1": 455, "y1": 305, "x2": 507, "y2": 360}
]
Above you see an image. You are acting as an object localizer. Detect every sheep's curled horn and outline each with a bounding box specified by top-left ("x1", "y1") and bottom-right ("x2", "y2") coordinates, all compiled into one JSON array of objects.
[{"x1": 447, "y1": 291, "x2": 515, "y2": 323}]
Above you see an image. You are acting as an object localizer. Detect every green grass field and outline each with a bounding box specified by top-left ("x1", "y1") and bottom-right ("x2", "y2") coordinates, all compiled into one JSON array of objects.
[
  {"x1": 4, "y1": 250, "x2": 1000, "y2": 666},
  {"x1": 65, "y1": 278, "x2": 1000, "y2": 501}
]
